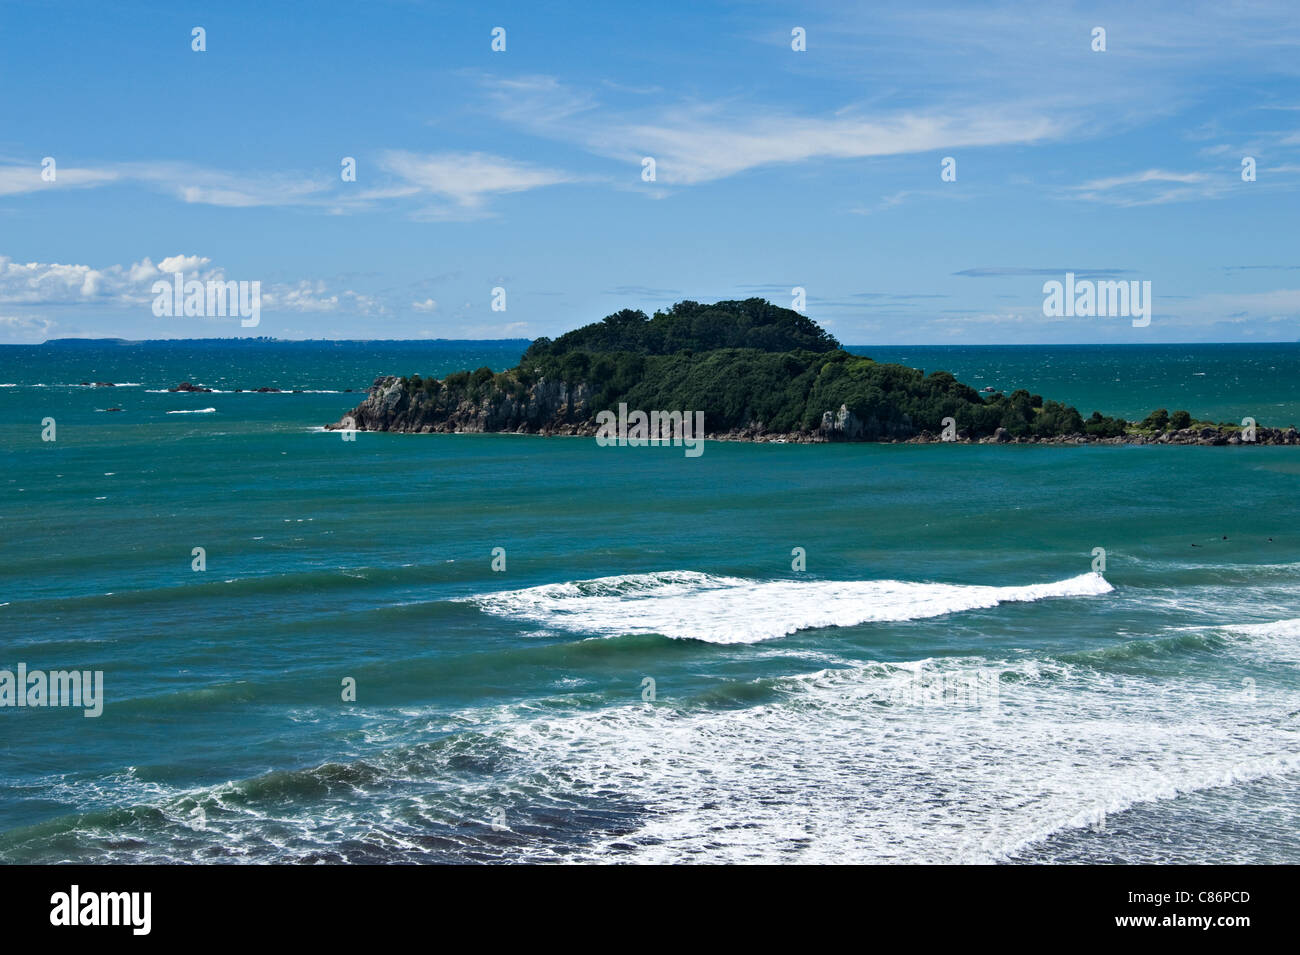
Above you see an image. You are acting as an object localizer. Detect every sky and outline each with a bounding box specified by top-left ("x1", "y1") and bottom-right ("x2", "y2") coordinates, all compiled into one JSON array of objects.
[{"x1": 1, "y1": 0, "x2": 1298, "y2": 345}]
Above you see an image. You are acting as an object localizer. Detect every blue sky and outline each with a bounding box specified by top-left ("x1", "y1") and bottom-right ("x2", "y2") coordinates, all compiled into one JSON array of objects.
[{"x1": 1, "y1": 0, "x2": 1298, "y2": 344}]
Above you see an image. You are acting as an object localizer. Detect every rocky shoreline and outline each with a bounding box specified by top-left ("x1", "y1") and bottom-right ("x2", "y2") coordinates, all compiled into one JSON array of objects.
[{"x1": 328, "y1": 375, "x2": 1299, "y2": 447}]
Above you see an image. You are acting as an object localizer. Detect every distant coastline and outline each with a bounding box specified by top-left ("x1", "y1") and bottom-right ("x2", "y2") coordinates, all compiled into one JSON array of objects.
[
  {"x1": 10, "y1": 337, "x2": 1300, "y2": 348},
  {"x1": 26, "y1": 337, "x2": 535, "y2": 346}
]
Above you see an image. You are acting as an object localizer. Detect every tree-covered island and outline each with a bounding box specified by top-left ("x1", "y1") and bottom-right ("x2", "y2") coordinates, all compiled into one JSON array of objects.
[{"x1": 329, "y1": 299, "x2": 1297, "y2": 445}]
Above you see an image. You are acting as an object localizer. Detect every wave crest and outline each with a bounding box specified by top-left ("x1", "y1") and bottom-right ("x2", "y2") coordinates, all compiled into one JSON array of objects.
[{"x1": 469, "y1": 570, "x2": 1114, "y2": 643}]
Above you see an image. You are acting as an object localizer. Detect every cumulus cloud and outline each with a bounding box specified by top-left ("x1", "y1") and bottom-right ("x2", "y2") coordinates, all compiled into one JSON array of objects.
[
  {"x1": 157, "y1": 254, "x2": 212, "y2": 274},
  {"x1": 0, "y1": 254, "x2": 384, "y2": 318},
  {"x1": 0, "y1": 313, "x2": 56, "y2": 338},
  {"x1": 0, "y1": 255, "x2": 177, "y2": 306}
]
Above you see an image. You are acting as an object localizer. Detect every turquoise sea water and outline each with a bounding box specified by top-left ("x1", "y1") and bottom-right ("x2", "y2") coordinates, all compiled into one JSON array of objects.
[{"x1": 1, "y1": 341, "x2": 1298, "y2": 863}]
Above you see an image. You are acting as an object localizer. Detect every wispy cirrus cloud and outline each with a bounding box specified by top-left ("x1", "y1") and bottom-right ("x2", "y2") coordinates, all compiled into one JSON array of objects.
[
  {"x1": 0, "y1": 159, "x2": 331, "y2": 206},
  {"x1": 372, "y1": 150, "x2": 576, "y2": 219},
  {"x1": 1222, "y1": 264, "x2": 1300, "y2": 273},
  {"x1": 602, "y1": 285, "x2": 683, "y2": 299},
  {"x1": 613, "y1": 108, "x2": 1061, "y2": 185},
  {"x1": 0, "y1": 163, "x2": 120, "y2": 196},
  {"x1": 0, "y1": 151, "x2": 576, "y2": 219},
  {"x1": 1061, "y1": 160, "x2": 1300, "y2": 206},
  {"x1": 481, "y1": 74, "x2": 1066, "y2": 186},
  {"x1": 1065, "y1": 167, "x2": 1227, "y2": 205},
  {"x1": 953, "y1": 267, "x2": 1138, "y2": 279},
  {"x1": 142, "y1": 162, "x2": 332, "y2": 207},
  {"x1": 1076, "y1": 169, "x2": 1208, "y2": 192}
]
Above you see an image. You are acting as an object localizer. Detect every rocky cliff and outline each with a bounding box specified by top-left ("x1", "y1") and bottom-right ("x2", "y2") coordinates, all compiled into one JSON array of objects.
[
  {"x1": 330, "y1": 375, "x2": 599, "y2": 435},
  {"x1": 324, "y1": 300, "x2": 1298, "y2": 446},
  {"x1": 328, "y1": 378, "x2": 1299, "y2": 446}
]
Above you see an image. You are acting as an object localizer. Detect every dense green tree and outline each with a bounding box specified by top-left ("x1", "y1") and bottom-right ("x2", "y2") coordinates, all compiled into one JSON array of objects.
[
  {"x1": 393, "y1": 299, "x2": 1133, "y2": 441},
  {"x1": 1140, "y1": 408, "x2": 1171, "y2": 430},
  {"x1": 1085, "y1": 411, "x2": 1128, "y2": 438},
  {"x1": 521, "y1": 298, "x2": 839, "y2": 362}
]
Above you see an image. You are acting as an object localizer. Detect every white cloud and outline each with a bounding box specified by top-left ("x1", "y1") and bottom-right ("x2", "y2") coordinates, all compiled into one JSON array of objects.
[
  {"x1": 378, "y1": 150, "x2": 575, "y2": 218},
  {"x1": 619, "y1": 110, "x2": 1060, "y2": 185},
  {"x1": 481, "y1": 75, "x2": 1065, "y2": 186},
  {"x1": 1065, "y1": 167, "x2": 1240, "y2": 206},
  {"x1": 0, "y1": 151, "x2": 579, "y2": 220},
  {"x1": 0, "y1": 255, "x2": 170, "y2": 306},
  {"x1": 135, "y1": 162, "x2": 330, "y2": 207},
  {"x1": 0, "y1": 163, "x2": 120, "y2": 196},
  {"x1": 1188, "y1": 287, "x2": 1300, "y2": 317},
  {"x1": 157, "y1": 254, "x2": 212, "y2": 274},
  {"x1": 1076, "y1": 169, "x2": 1209, "y2": 191},
  {"x1": 257, "y1": 283, "x2": 384, "y2": 315},
  {"x1": 0, "y1": 313, "x2": 56, "y2": 341},
  {"x1": 411, "y1": 298, "x2": 438, "y2": 312},
  {"x1": 0, "y1": 254, "x2": 385, "y2": 318},
  {"x1": 0, "y1": 160, "x2": 330, "y2": 207}
]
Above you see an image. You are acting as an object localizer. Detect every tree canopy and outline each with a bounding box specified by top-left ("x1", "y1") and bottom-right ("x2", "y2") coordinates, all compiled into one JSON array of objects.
[{"x1": 394, "y1": 300, "x2": 1224, "y2": 440}]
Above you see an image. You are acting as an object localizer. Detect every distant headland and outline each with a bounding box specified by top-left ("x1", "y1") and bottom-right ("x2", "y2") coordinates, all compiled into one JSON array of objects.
[{"x1": 329, "y1": 299, "x2": 1298, "y2": 446}]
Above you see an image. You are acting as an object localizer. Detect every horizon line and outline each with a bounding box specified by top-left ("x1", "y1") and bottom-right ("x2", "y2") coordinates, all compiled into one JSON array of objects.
[{"x1": 9, "y1": 337, "x2": 1300, "y2": 348}]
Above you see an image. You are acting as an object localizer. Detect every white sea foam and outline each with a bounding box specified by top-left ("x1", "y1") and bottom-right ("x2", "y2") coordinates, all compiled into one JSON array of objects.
[
  {"x1": 478, "y1": 646, "x2": 1300, "y2": 864},
  {"x1": 1221, "y1": 616, "x2": 1300, "y2": 638},
  {"x1": 1216, "y1": 617, "x2": 1300, "y2": 668},
  {"x1": 30, "y1": 617, "x2": 1298, "y2": 864},
  {"x1": 469, "y1": 570, "x2": 1114, "y2": 643},
  {"x1": 166, "y1": 407, "x2": 216, "y2": 414}
]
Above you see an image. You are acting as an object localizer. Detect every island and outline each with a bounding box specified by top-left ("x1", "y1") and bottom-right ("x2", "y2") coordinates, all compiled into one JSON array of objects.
[{"x1": 327, "y1": 299, "x2": 1298, "y2": 445}]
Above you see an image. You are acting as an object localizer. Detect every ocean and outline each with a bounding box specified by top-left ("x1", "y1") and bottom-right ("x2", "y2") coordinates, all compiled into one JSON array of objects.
[{"x1": 1, "y1": 340, "x2": 1298, "y2": 863}]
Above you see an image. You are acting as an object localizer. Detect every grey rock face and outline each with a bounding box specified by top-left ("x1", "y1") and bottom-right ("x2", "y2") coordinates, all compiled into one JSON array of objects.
[{"x1": 329, "y1": 375, "x2": 597, "y2": 435}]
